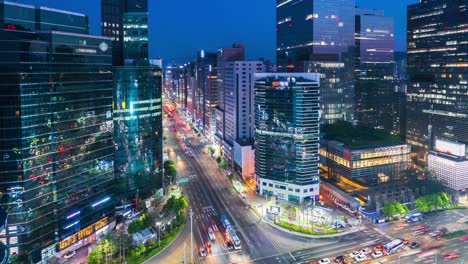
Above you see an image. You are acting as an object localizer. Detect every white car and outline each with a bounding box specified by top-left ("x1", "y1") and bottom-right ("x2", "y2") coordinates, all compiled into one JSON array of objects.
[
  {"x1": 360, "y1": 247, "x2": 372, "y2": 255},
  {"x1": 199, "y1": 246, "x2": 207, "y2": 257},
  {"x1": 63, "y1": 251, "x2": 76, "y2": 259},
  {"x1": 372, "y1": 251, "x2": 383, "y2": 258},
  {"x1": 355, "y1": 254, "x2": 367, "y2": 262},
  {"x1": 319, "y1": 258, "x2": 330, "y2": 264},
  {"x1": 350, "y1": 251, "x2": 360, "y2": 258},
  {"x1": 208, "y1": 227, "x2": 215, "y2": 241}
]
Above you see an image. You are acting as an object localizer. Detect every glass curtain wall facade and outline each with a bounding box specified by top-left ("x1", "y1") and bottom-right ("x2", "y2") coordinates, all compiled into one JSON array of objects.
[
  {"x1": 0, "y1": 2, "x2": 114, "y2": 262},
  {"x1": 406, "y1": 0, "x2": 468, "y2": 161},
  {"x1": 101, "y1": 0, "x2": 148, "y2": 66},
  {"x1": 112, "y1": 0, "x2": 162, "y2": 203},
  {"x1": 276, "y1": 0, "x2": 355, "y2": 125},
  {"x1": 101, "y1": 0, "x2": 125, "y2": 66},
  {"x1": 254, "y1": 73, "x2": 321, "y2": 203},
  {"x1": 113, "y1": 67, "x2": 163, "y2": 203},
  {"x1": 355, "y1": 9, "x2": 395, "y2": 132},
  {"x1": 123, "y1": 11, "x2": 148, "y2": 65}
]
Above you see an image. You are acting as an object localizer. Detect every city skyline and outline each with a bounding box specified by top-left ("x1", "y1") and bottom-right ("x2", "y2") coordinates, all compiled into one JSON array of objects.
[{"x1": 16, "y1": 0, "x2": 418, "y2": 63}]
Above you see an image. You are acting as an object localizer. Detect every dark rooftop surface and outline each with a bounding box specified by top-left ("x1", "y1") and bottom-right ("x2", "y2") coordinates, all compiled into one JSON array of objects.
[{"x1": 322, "y1": 122, "x2": 402, "y2": 148}]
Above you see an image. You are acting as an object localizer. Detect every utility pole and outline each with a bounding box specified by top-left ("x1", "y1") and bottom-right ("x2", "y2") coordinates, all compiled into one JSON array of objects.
[
  {"x1": 183, "y1": 242, "x2": 187, "y2": 264},
  {"x1": 190, "y1": 208, "x2": 194, "y2": 264}
]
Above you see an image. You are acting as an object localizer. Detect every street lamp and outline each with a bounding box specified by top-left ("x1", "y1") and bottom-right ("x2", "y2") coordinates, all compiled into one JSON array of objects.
[{"x1": 156, "y1": 221, "x2": 162, "y2": 248}]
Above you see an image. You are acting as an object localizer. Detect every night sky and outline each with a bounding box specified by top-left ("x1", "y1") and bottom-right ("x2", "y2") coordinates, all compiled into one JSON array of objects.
[{"x1": 16, "y1": 0, "x2": 419, "y2": 63}]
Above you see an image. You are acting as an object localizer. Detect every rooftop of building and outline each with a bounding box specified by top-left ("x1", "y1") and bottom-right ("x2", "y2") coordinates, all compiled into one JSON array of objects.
[
  {"x1": 429, "y1": 151, "x2": 467, "y2": 162},
  {"x1": 322, "y1": 122, "x2": 403, "y2": 149}
]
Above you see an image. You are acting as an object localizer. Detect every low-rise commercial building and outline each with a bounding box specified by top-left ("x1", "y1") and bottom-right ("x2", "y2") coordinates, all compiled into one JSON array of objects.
[{"x1": 320, "y1": 123, "x2": 410, "y2": 186}]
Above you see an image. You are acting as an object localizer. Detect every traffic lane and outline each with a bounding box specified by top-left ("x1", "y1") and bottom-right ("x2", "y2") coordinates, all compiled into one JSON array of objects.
[
  {"x1": 179, "y1": 143, "x2": 253, "y2": 263},
  {"x1": 256, "y1": 239, "x2": 363, "y2": 264},
  {"x1": 186, "y1": 148, "x2": 279, "y2": 263},
  {"x1": 189, "y1": 141, "x2": 286, "y2": 260},
  {"x1": 187, "y1": 135, "x2": 382, "y2": 259},
  {"x1": 385, "y1": 239, "x2": 467, "y2": 263},
  {"x1": 165, "y1": 123, "x2": 224, "y2": 261}
]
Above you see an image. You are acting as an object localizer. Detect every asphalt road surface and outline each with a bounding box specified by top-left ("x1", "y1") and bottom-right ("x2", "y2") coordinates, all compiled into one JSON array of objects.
[{"x1": 147, "y1": 98, "x2": 467, "y2": 264}]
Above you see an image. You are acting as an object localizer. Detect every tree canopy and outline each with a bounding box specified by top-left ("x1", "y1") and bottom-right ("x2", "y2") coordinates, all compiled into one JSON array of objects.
[
  {"x1": 164, "y1": 160, "x2": 177, "y2": 184},
  {"x1": 381, "y1": 202, "x2": 409, "y2": 218},
  {"x1": 415, "y1": 192, "x2": 450, "y2": 213}
]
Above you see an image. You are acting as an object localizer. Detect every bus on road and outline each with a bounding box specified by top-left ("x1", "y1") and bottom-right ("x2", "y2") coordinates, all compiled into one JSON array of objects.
[
  {"x1": 383, "y1": 238, "x2": 404, "y2": 255},
  {"x1": 405, "y1": 213, "x2": 423, "y2": 222},
  {"x1": 220, "y1": 214, "x2": 241, "y2": 250}
]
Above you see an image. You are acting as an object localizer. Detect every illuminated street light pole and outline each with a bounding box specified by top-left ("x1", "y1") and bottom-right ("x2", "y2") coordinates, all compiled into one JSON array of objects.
[
  {"x1": 190, "y1": 207, "x2": 194, "y2": 263},
  {"x1": 156, "y1": 221, "x2": 161, "y2": 248}
]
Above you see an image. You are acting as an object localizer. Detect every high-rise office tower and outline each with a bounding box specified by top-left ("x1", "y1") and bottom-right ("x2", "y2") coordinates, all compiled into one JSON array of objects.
[
  {"x1": 101, "y1": 0, "x2": 125, "y2": 66},
  {"x1": 276, "y1": 0, "x2": 355, "y2": 125},
  {"x1": 355, "y1": 8, "x2": 395, "y2": 131},
  {"x1": 215, "y1": 43, "x2": 245, "y2": 147},
  {"x1": 111, "y1": 0, "x2": 163, "y2": 203},
  {"x1": 406, "y1": 0, "x2": 468, "y2": 162},
  {"x1": 193, "y1": 51, "x2": 217, "y2": 139},
  {"x1": 0, "y1": 2, "x2": 115, "y2": 262},
  {"x1": 223, "y1": 61, "x2": 263, "y2": 178},
  {"x1": 113, "y1": 67, "x2": 163, "y2": 203},
  {"x1": 102, "y1": 0, "x2": 148, "y2": 66},
  {"x1": 255, "y1": 73, "x2": 321, "y2": 203}
]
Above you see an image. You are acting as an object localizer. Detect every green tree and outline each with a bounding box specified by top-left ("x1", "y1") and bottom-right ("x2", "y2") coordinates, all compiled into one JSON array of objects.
[
  {"x1": 395, "y1": 202, "x2": 409, "y2": 215},
  {"x1": 220, "y1": 160, "x2": 227, "y2": 169},
  {"x1": 216, "y1": 156, "x2": 222, "y2": 163},
  {"x1": 164, "y1": 160, "x2": 177, "y2": 183},
  {"x1": 134, "y1": 244, "x2": 146, "y2": 257},
  {"x1": 128, "y1": 213, "x2": 153, "y2": 234},
  {"x1": 382, "y1": 202, "x2": 409, "y2": 218},
  {"x1": 177, "y1": 196, "x2": 189, "y2": 210},
  {"x1": 207, "y1": 146, "x2": 215, "y2": 155},
  {"x1": 127, "y1": 219, "x2": 143, "y2": 234},
  {"x1": 440, "y1": 227, "x2": 448, "y2": 235},
  {"x1": 381, "y1": 202, "x2": 398, "y2": 218},
  {"x1": 88, "y1": 249, "x2": 102, "y2": 264},
  {"x1": 415, "y1": 196, "x2": 431, "y2": 213},
  {"x1": 439, "y1": 192, "x2": 450, "y2": 208}
]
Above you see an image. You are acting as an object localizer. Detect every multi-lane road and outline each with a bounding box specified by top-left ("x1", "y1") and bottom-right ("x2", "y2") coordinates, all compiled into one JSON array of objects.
[{"x1": 147, "y1": 97, "x2": 468, "y2": 264}]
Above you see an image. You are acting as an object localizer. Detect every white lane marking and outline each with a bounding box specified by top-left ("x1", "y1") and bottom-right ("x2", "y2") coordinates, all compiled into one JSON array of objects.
[
  {"x1": 361, "y1": 239, "x2": 379, "y2": 246},
  {"x1": 373, "y1": 227, "x2": 393, "y2": 240},
  {"x1": 289, "y1": 252, "x2": 296, "y2": 261},
  {"x1": 293, "y1": 241, "x2": 358, "y2": 258}
]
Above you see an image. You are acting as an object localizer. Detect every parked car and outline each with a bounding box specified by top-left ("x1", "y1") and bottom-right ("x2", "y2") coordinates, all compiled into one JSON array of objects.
[
  {"x1": 349, "y1": 251, "x2": 360, "y2": 258},
  {"x1": 63, "y1": 251, "x2": 76, "y2": 259},
  {"x1": 319, "y1": 258, "x2": 330, "y2": 264}
]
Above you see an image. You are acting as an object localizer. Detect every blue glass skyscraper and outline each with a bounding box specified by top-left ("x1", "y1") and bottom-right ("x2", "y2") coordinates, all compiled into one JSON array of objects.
[{"x1": 0, "y1": 2, "x2": 115, "y2": 262}]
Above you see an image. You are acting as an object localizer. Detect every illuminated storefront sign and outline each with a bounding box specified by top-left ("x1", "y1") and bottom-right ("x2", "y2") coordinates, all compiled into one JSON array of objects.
[{"x1": 58, "y1": 217, "x2": 108, "y2": 251}]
